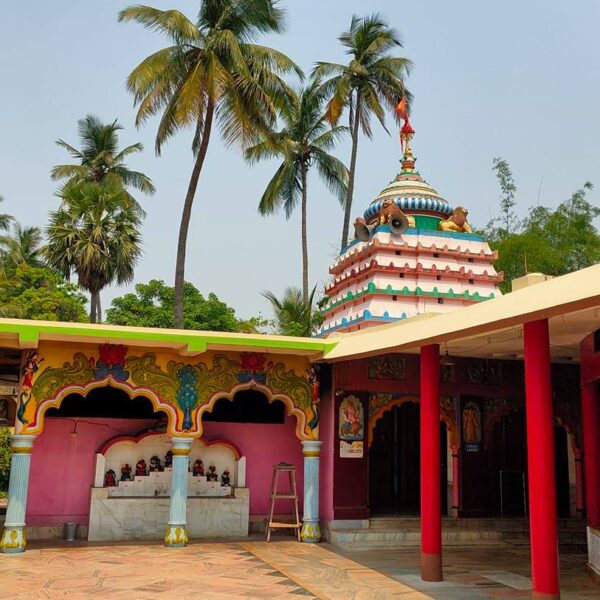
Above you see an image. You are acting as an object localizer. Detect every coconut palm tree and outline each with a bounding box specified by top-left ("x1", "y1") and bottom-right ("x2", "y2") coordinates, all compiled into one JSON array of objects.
[
  {"x1": 119, "y1": 1, "x2": 301, "y2": 329},
  {"x1": 51, "y1": 114, "x2": 155, "y2": 212},
  {"x1": 314, "y1": 14, "x2": 412, "y2": 249},
  {"x1": 45, "y1": 180, "x2": 143, "y2": 323},
  {"x1": 246, "y1": 80, "x2": 348, "y2": 303},
  {"x1": 0, "y1": 224, "x2": 43, "y2": 269},
  {"x1": 0, "y1": 196, "x2": 13, "y2": 233},
  {"x1": 263, "y1": 286, "x2": 321, "y2": 337}
]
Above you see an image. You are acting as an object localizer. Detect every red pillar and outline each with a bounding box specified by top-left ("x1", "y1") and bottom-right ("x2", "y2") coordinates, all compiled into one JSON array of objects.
[
  {"x1": 420, "y1": 344, "x2": 442, "y2": 581},
  {"x1": 581, "y1": 383, "x2": 600, "y2": 528},
  {"x1": 523, "y1": 319, "x2": 560, "y2": 599}
]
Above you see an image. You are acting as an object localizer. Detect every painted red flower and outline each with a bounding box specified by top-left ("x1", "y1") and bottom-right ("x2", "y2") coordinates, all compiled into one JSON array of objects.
[
  {"x1": 98, "y1": 344, "x2": 127, "y2": 367},
  {"x1": 240, "y1": 352, "x2": 266, "y2": 372}
]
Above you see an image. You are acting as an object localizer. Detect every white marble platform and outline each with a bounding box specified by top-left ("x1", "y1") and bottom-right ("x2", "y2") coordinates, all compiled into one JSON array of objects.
[
  {"x1": 107, "y1": 470, "x2": 231, "y2": 498},
  {"x1": 88, "y1": 487, "x2": 249, "y2": 541}
]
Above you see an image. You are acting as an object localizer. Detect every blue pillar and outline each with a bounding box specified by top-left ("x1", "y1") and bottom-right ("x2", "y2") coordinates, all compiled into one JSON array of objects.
[
  {"x1": 1, "y1": 434, "x2": 36, "y2": 554},
  {"x1": 301, "y1": 440, "x2": 322, "y2": 543},
  {"x1": 164, "y1": 436, "x2": 193, "y2": 547}
]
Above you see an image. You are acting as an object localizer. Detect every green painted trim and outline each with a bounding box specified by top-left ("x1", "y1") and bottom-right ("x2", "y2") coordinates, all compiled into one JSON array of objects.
[
  {"x1": 0, "y1": 321, "x2": 337, "y2": 354},
  {"x1": 413, "y1": 214, "x2": 442, "y2": 230},
  {"x1": 322, "y1": 286, "x2": 495, "y2": 313}
]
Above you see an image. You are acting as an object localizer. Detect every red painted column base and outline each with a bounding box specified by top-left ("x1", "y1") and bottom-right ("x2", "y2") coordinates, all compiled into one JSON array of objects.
[{"x1": 421, "y1": 552, "x2": 443, "y2": 582}]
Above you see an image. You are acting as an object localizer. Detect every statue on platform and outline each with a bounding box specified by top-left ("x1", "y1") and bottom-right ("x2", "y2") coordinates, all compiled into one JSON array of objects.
[
  {"x1": 164, "y1": 450, "x2": 173, "y2": 468},
  {"x1": 135, "y1": 459, "x2": 147, "y2": 477},
  {"x1": 221, "y1": 469, "x2": 231, "y2": 487},
  {"x1": 438, "y1": 206, "x2": 472, "y2": 233},
  {"x1": 149, "y1": 455, "x2": 162, "y2": 472},
  {"x1": 377, "y1": 198, "x2": 415, "y2": 229},
  {"x1": 120, "y1": 464, "x2": 132, "y2": 481},
  {"x1": 192, "y1": 459, "x2": 205, "y2": 477},
  {"x1": 104, "y1": 469, "x2": 117, "y2": 487},
  {"x1": 206, "y1": 465, "x2": 218, "y2": 482}
]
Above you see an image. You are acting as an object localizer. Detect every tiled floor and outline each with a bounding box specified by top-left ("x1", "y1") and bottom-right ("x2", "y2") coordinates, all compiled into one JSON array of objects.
[{"x1": 0, "y1": 539, "x2": 597, "y2": 599}]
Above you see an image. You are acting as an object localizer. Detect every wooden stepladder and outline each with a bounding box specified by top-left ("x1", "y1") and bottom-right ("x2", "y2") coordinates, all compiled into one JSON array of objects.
[{"x1": 266, "y1": 463, "x2": 301, "y2": 542}]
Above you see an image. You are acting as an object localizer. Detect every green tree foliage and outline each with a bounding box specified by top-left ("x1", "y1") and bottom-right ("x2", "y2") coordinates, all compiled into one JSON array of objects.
[
  {"x1": 489, "y1": 179, "x2": 600, "y2": 292},
  {"x1": 489, "y1": 157, "x2": 518, "y2": 237},
  {"x1": 0, "y1": 197, "x2": 13, "y2": 233},
  {"x1": 0, "y1": 265, "x2": 87, "y2": 321},
  {"x1": 0, "y1": 427, "x2": 11, "y2": 494},
  {"x1": 246, "y1": 79, "x2": 348, "y2": 303},
  {"x1": 119, "y1": 1, "x2": 301, "y2": 329},
  {"x1": 0, "y1": 224, "x2": 43, "y2": 269},
  {"x1": 314, "y1": 14, "x2": 412, "y2": 248},
  {"x1": 51, "y1": 114, "x2": 155, "y2": 213},
  {"x1": 45, "y1": 180, "x2": 143, "y2": 324},
  {"x1": 262, "y1": 286, "x2": 322, "y2": 337},
  {"x1": 105, "y1": 279, "x2": 239, "y2": 332}
]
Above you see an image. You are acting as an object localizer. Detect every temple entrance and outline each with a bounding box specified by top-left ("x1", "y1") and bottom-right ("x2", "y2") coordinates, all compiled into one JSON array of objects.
[
  {"x1": 554, "y1": 425, "x2": 571, "y2": 517},
  {"x1": 369, "y1": 403, "x2": 448, "y2": 516}
]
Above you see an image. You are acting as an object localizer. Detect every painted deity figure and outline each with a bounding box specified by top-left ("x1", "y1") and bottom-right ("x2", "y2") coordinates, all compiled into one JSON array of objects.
[
  {"x1": 306, "y1": 365, "x2": 321, "y2": 430},
  {"x1": 120, "y1": 464, "x2": 132, "y2": 481},
  {"x1": 135, "y1": 459, "x2": 147, "y2": 477},
  {"x1": 463, "y1": 403, "x2": 482, "y2": 444},
  {"x1": 206, "y1": 465, "x2": 218, "y2": 482},
  {"x1": 339, "y1": 396, "x2": 363, "y2": 440},
  {"x1": 193, "y1": 459, "x2": 205, "y2": 477},
  {"x1": 438, "y1": 206, "x2": 473, "y2": 233},
  {"x1": 104, "y1": 469, "x2": 117, "y2": 487},
  {"x1": 149, "y1": 456, "x2": 162, "y2": 472},
  {"x1": 221, "y1": 469, "x2": 231, "y2": 487},
  {"x1": 17, "y1": 349, "x2": 44, "y2": 425}
]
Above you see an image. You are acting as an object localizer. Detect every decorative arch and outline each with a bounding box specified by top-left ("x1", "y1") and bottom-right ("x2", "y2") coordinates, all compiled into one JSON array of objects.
[
  {"x1": 18, "y1": 346, "x2": 319, "y2": 441},
  {"x1": 368, "y1": 393, "x2": 458, "y2": 447},
  {"x1": 195, "y1": 382, "x2": 311, "y2": 441},
  {"x1": 24, "y1": 376, "x2": 177, "y2": 436}
]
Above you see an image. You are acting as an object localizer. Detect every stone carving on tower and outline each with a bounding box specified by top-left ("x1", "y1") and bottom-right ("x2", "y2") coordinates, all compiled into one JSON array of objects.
[{"x1": 318, "y1": 101, "x2": 503, "y2": 336}]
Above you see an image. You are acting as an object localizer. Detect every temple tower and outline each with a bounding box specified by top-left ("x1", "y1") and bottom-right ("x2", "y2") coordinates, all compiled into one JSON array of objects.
[{"x1": 318, "y1": 116, "x2": 503, "y2": 336}]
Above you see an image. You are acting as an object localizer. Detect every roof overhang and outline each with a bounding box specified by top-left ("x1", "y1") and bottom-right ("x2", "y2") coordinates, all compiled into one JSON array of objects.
[{"x1": 0, "y1": 319, "x2": 337, "y2": 359}]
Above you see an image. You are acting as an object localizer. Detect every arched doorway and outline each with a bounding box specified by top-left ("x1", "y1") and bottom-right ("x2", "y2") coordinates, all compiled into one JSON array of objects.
[
  {"x1": 369, "y1": 403, "x2": 448, "y2": 516},
  {"x1": 27, "y1": 386, "x2": 166, "y2": 530}
]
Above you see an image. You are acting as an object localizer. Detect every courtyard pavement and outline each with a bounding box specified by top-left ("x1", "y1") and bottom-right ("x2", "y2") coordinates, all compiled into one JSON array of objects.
[{"x1": 0, "y1": 538, "x2": 597, "y2": 599}]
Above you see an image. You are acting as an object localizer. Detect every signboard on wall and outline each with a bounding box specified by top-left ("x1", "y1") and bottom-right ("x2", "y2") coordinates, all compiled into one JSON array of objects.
[{"x1": 340, "y1": 440, "x2": 363, "y2": 458}]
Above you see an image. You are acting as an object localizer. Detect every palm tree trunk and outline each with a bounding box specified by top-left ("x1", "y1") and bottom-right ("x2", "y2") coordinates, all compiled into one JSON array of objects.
[
  {"x1": 301, "y1": 161, "x2": 309, "y2": 305},
  {"x1": 340, "y1": 91, "x2": 362, "y2": 249},
  {"x1": 96, "y1": 292, "x2": 102, "y2": 324},
  {"x1": 89, "y1": 292, "x2": 96, "y2": 324},
  {"x1": 174, "y1": 99, "x2": 215, "y2": 329}
]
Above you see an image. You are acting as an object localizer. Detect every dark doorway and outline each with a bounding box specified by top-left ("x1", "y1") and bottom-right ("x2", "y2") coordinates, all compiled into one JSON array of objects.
[
  {"x1": 46, "y1": 387, "x2": 162, "y2": 420},
  {"x1": 369, "y1": 403, "x2": 448, "y2": 516},
  {"x1": 202, "y1": 390, "x2": 285, "y2": 423},
  {"x1": 488, "y1": 408, "x2": 527, "y2": 516},
  {"x1": 554, "y1": 426, "x2": 571, "y2": 517}
]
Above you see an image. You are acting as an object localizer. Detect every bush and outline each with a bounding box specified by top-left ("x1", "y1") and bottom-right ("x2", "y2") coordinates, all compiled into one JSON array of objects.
[{"x1": 0, "y1": 427, "x2": 12, "y2": 492}]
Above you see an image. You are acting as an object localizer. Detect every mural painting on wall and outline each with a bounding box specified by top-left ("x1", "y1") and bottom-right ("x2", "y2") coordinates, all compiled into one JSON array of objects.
[
  {"x1": 368, "y1": 356, "x2": 405, "y2": 380},
  {"x1": 462, "y1": 401, "x2": 482, "y2": 452},
  {"x1": 19, "y1": 346, "x2": 318, "y2": 440},
  {"x1": 339, "y1": 395, "x2": 364, "y2": 458},
  {"x1": 466, "y1": 361, "x2": 502, "y2": 386}
]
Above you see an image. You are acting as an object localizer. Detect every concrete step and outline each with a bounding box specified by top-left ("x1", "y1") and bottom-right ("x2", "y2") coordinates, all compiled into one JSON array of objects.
[{"x1": 328, "y1": 519, "x2": 587, "y2": 550}]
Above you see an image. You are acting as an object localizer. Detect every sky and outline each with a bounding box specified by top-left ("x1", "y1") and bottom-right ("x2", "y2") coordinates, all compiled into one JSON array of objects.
[{"x1": 1, "y1": 1, "x2": 599, "y2": 321}]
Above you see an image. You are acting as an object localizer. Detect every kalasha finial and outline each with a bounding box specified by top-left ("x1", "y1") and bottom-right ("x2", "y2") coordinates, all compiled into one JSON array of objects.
[{"x1": 395, "y1": 97, "x2": 416, "y2": 172}]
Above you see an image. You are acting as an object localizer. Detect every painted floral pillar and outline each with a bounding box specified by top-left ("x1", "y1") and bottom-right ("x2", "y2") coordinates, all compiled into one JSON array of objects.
[
  {"x1": 164, "y1": 436, "x2": 194, "y2": 547},
  {"x1": 300, "y1": 440, "x2": 322, "y2": 542},
  {"x1": 0, "y1": 434, "x2": 36, "y2": 553}
]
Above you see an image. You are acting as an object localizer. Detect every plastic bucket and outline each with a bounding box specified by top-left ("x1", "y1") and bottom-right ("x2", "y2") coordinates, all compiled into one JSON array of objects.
[{"x1": 63, "y1": 521, "x2": 79, "y2": 541}]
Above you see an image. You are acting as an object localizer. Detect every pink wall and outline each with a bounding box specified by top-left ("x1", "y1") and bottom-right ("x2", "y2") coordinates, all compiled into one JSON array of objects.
[
  {"x1": 27, "y1": 418, "x2": 158, "y2": 526},
  {"x1": 319, "y1": 391, "x2": 335, "y2": 522},
  {"x1": 26, "y1": 414, "x2": 304, "y2": 527},
  {"x1": 203, "y1": 415, "x2": 304, "y2": 515}
]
